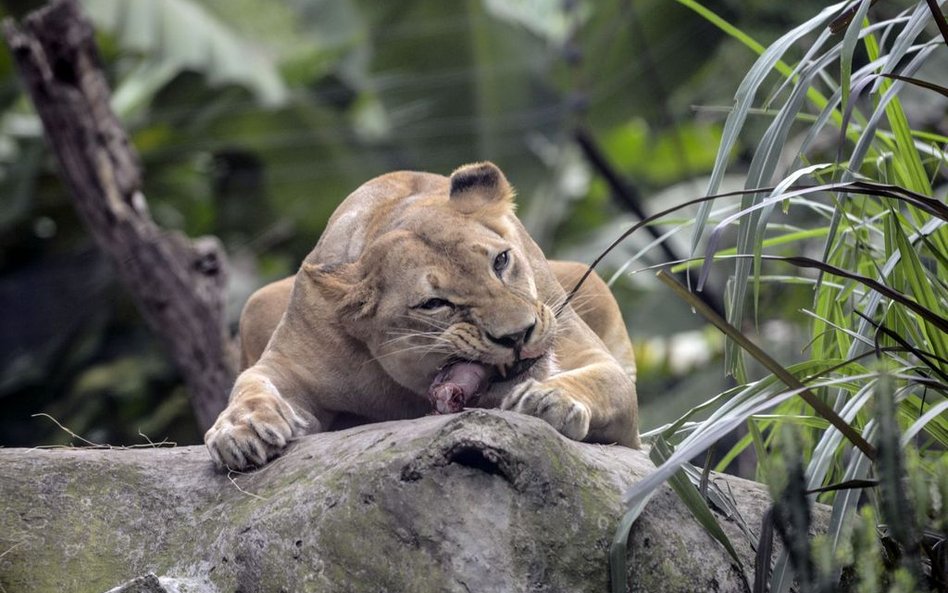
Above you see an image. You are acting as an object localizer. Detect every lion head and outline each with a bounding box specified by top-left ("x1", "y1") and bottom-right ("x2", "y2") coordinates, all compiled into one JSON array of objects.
[{"x1": 302, "y1": 162, "x2": 560, "y2": 403}]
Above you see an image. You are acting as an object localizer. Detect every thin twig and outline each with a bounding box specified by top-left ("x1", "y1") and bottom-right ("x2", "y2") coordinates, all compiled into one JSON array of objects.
[
  {"x1": 31, "y1": 413, "x2": 105, "y2": 447},
  {"x1": 0, "y1": 540, "x2": 25, "y2": 561},
  {"x1": 226, "y1": 470, "x2": 269, "y2": 501},
  {"x1": 29, "y1": 413, "x2": 176, "y2": 449}
]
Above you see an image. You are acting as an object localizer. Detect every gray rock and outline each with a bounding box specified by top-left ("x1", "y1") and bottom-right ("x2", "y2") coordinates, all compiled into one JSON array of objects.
[{"x1": 0, "y1": 410, "x2": 787, "y2": 592}]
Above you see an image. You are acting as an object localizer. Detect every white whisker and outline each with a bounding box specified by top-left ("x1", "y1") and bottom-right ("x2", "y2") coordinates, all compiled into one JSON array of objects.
[
  {"x1": 400, "y1": 312, "x2": 451, "y2": 331},
  {"x1": 361, "y1": 342, "x2": 454, "y2": 368},
  {"x1": 380, "y1": 329, "x2": 445, "y2": 347}
]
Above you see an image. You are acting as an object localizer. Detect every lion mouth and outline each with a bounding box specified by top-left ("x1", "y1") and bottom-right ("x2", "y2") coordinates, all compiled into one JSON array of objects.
[
  {"x1": 426, "y1": 354, "x2": 544, "y2": 414},
  {"x1": 491, "y1": 355, "x2": 541, "y2": 383}
]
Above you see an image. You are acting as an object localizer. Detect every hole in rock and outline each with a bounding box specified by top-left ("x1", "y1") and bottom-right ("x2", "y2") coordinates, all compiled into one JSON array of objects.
[{"x1": 447, "y1": 445, "x2": 504, "y2": 478}]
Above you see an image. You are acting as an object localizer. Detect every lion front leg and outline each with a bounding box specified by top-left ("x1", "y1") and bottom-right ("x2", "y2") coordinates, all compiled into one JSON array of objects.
[
  {"x1": 500, "y1": 378, "x2": 592, "y2": 441},
  {"x1": 500, "y1": 361, "x2": 638, "y2": 447},
  {"x1": 204, "y1": 369, "x2": 318, "y2": 470}
]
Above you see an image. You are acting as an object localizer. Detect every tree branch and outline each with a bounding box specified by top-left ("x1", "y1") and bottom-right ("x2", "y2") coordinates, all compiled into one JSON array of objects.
[{"x1": 2, "y1": 0, "x2": 235, "y2": 429}]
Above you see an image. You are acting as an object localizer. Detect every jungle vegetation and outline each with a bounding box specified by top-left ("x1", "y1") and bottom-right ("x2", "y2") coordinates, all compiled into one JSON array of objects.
[{"x1": 0, "y1": 1, "x2": 945, "y2": 591}]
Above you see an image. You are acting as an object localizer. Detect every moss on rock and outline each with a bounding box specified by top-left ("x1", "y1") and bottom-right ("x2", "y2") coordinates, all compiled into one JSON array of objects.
[{"x1": 1, "y1": 411, "x2": 797, "y2": 593}]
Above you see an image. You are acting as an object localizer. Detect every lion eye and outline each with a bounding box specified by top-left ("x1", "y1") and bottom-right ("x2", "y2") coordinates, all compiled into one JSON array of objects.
[
  {"x1": 415, "y1": 298, "x2": 453, "y2": 310},
  {"x1": 493, "y1": 250, "x2": 510, "y2": 276}
]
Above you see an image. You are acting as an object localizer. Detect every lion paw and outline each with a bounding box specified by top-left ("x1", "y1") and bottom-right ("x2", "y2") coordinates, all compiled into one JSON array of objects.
[
  {"x1": 204, "y1": 391, "x2": 308, "y2": 471},
  {"x1": 500, "y1": 379, "x2": 590, "y2": 441}
]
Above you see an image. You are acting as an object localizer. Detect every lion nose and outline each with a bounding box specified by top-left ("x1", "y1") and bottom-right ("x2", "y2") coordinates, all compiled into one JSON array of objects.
[{"x1": 487, "y1": 321, "x2": 536, "y2": 350}]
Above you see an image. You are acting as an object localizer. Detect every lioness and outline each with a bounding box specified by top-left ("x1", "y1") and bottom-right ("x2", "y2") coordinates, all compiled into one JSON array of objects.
[{"x1": 205, "y1": 162, "x2": 639, "y2": 470}]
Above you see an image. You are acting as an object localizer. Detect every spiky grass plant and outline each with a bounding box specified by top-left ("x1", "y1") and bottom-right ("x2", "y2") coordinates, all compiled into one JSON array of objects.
[
  {"x1": 604, "y1": 1, "x2": 948, "y2": 591},
  {"x1": 755, "y1": 387, "x2": 947, "y2": 593}
]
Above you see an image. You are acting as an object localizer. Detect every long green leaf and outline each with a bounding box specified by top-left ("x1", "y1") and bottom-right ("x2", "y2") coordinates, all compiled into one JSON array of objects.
[
  {"x1": 609, "y1": 492, "x2": 654, "y2": 593},
  {"x1": 618, "y1": 369, "x2": 887, "y2": 593},
  {"x1": 840, "y1": 0, "x2": 873, "y2": 110},
  {"x1": 753, "y1": 508, "x2": 775, "y2": 593},
  {"x1": 923, "y1": 0, "x2": 948, "y2": 43},
  {"x1": 650, "y1": 437, "x2": 746, "y2": 573},
  {"x1": 660, "y1": 269, "x2": 878, "y2": 459},
  {"x1": 681, "y1": 0, "x2": 845, "y2": 256},
  {"x1": 774, "y1": 255, "x2": 948, "y2": 334},
  {"x1": 890, "y1": 211, "x2": 948, "y2": 373},
  {"x1": 880, "y1": 73, "x2": 948, "y2": 98},
  {"x1": 902, "y1": 400, "x2": 948, "y2": 445},
  {"x1": 698, "y1": 180, "x2": 948, "y2": 290}
]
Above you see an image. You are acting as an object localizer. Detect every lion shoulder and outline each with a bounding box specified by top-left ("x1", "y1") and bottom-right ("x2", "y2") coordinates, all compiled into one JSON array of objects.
[
  {"x1": 239, "y1": 276, "x2": 294, "y2": 369},
  {"x1": 548, "y1": 260, "x2": 636, "y2": 380}
]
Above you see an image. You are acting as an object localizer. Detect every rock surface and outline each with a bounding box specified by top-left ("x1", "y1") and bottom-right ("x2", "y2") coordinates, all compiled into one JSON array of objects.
[{"x1": 1, "y1": 410, "x2": 780, "y2": 593}]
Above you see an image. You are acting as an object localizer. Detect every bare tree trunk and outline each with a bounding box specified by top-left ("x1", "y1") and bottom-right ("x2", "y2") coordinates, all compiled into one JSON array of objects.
[
  {"x1": 2, "y1": 0, "x2": 235, "y2": 430},
  {"x1": 0, "y1": 410, "x2": 819, "y2": 593}
]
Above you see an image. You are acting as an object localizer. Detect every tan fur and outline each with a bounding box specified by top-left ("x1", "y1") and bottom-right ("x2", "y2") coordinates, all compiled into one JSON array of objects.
[
  {"x1": 238, "y1": 262, "x2": 636, "y2": 380},
  {"x1": 205, "y1": 162, "x2": 639, "y2": 470}
]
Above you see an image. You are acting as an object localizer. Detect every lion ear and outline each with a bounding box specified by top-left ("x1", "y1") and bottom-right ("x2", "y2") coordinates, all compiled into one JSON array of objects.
[
  {"x1": 302, "y1": 261, "x2": 378, "y2": 319},
  {"x1": 448, "y1": 161, "x2": 515, "y2": 213}
]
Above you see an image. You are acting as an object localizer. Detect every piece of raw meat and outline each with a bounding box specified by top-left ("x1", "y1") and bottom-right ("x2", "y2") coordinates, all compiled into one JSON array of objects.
[{"x1": 427, "y1": 362, "x2": 490, "y2": 414}]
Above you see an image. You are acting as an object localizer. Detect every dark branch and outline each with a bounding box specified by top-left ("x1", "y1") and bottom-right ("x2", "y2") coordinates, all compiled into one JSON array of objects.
[
  {"x1": 2, "y1": 0, "x2": 235, "y2": 429},
  {"x1": 573, "y1": 126, "x2": 726, "y2": 319}
]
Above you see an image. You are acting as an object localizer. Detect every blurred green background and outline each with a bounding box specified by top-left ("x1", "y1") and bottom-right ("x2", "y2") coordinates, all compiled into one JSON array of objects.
[{"x1": 0, "y1": 0, "x2": 894, "y2": 449}]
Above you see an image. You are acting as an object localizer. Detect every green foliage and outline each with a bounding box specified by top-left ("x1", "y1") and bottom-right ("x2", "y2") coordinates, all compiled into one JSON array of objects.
[
  {"x1": 0, "y1": 1, "x2": 942, "y2": 589},
  {"x1": 2, "y1": 0, "x2": 764, "y2": 448},
  {"x1": 761, "y1": 392, "x2": 947, "y2": 593},
  {"x1": 602, "y1": 118, "x2": 724, "y2": 186},
  {"x1": 84, "y1": 0, "x2": 289, "y2": 107},
  {"x1": 609, "y1": 0, "x2": 947, "y2": 591},
  {"x1": 0, "y1": 0, "x2": 386, "y2": 447}
]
